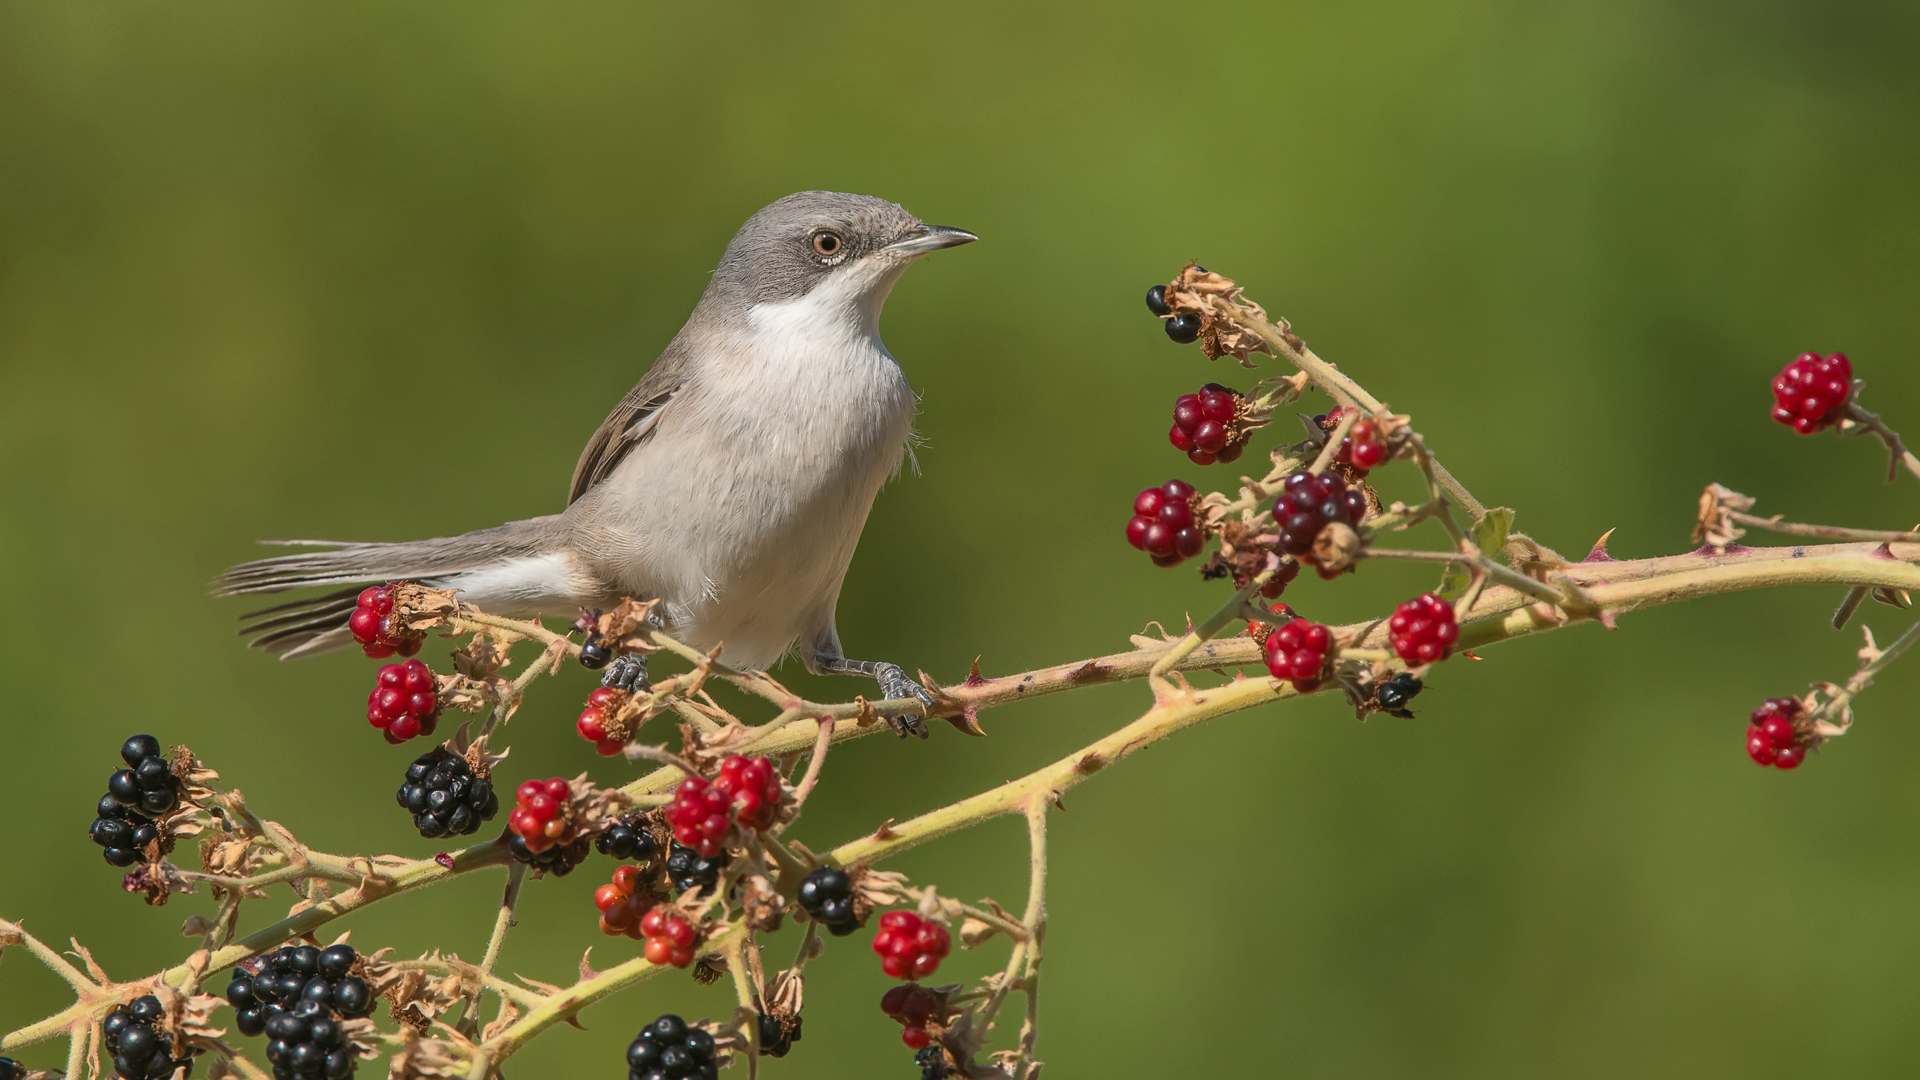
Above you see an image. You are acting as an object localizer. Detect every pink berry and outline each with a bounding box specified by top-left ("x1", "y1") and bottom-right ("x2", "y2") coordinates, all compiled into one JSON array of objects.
[
  {"x1": 1128, "y1": 479, "x2": 1207, "y2": 567},
  {"x1": 1263, "y1": 617, "x2": 1332, "y2": 691},
  {"x1": 1770, "y1": 352, "x2": 1853, "y2": 434},
  {"x1": 1168, "y1": 384, "x2": 1247, "y2": 465}
]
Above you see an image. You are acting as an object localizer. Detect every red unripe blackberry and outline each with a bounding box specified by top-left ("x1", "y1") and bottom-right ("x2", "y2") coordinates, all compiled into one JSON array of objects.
[
  {"x1": 880, "y1": 984, "x2": 940, "y2": 1028},
  {"x1": 666, "y1": 755, "x2": 783, "y2": 857},
  {"x1": 639, "y1": 907, "x2": 698, "y2": 968},
  {"x1": 1125, "y1": 479, "x2": 1205, "y2": 566},
  {"x1": 347, "y1": 584, "x2": 420, "y2": 659},
  {"x1": 1388, "y1": 593, "x2": 1459, "y2": 665},
  {"x1": 1274, "y1": 469, "x2": 1368, "y2": 574},
  {"x1": 713, "y1": 755, "x2": 783, "y2": 830},
  {"x1": 366, "y1": 660, "x2": 439, "y2": 743},
  {"x1": 1316, "y1": 406, "x2": 1390, "y2": 473},
  {"x1": 871, "y1": 911, "x2": 951, "y2": 980},
  {"x1": 1263, "y1": 617, "x2": 1332, "y2": 692},
  {"x1": 1168, "y1": 384, "x2": 1248, "y2": 465},
  {"x1": 507, "y1": 776, "x2": 575, "y2": 854},
  {"x1": 594, "y1": 863, "x2": 655, "y2": 941},
  {"x1": 1745, "y1": 698, "x2": 1807, "y2": 770},
  {"x1": 1771, "y1": 352, "x2": 1853, "y2": 434}
]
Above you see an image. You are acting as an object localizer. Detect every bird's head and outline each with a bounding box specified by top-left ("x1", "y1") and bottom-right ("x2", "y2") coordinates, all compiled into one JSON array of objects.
[{"x1": 707, "y1": 191, "x2": 976, "y2": 336}]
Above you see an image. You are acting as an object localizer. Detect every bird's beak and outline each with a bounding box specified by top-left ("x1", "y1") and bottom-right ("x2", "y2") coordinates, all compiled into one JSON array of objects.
[{"x1": 884, "y1": 224, "x2": 978, "y2": 256}]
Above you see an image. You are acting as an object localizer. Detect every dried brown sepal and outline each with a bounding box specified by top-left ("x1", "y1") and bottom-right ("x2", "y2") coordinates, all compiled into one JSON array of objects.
[
  {"x1": 846, "y1": 863, "x2": 910, "y2": 925},
  {"x1": 957, "y1": 897, "x2": 1022, "y2": 949},
  {"x1": 740, "y1": 872, "x2": 785, "y2": 933},
  {"x1": 443, "y1": 727, "x2": 505, "y2": 782},
  {"x1": 387, "y1": 1030, "x2": 477, "y2": 1079},
  {"x1": 387, "y1": 583, "x2": 461, "y2": 636},
  {"x1": 1199, "y1": 519, "x2": 1285, "y2": 591},
  {"x1": 1160, "y1": 263, "x2": 1277, "y2": 365},
  {"x1": 1692, "y1": 483, "x2": 1755, "y2": 551},
  {"x1": 1312, "y1": 521, "x2": 1364, "y2": 576},
  {"x1": 449, "y1": 634, "x2": 513, "y2": 683},
  {"x1": 432, "y1": 671, "x2": 497, "y2": 715},
  {"x1": 596, "y1": 597, "x2": 664, "y2": 654},
  {"x1": 690, "y1": 954, "x2": 728, "y2": 986}
]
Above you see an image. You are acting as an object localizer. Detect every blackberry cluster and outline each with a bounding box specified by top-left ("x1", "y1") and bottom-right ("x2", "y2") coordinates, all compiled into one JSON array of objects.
[
  {"x1": 91, "y1": 735, "x2": 179, "y2": 867},
  {"x1": 1316, "y1": 406, "x2": 1389, "y2": 473},
  {"x1": 1145, "y1": 282, "x2": 1202, "y2": 343},
  {"x1": 1388, "y1": 593, "x2": 1458, "y2": 665},
  {"x1": 1169, "y1": 384, "x2": 1246, "y2": 465},
  {"x1": 666, "y1": 843, "x2": 726, "y2": 896},
  {"x1": 1746, "y1": 698, "x2": 1807, "y2": 770},
  {"x1": 915, "y1": 1046, "x2": 953, "y2": 1080},
  {"x1": 1262, "y1": 617, "x2": 1331, "y2": 693},
  {"x1": 1376, "y1": 672, "x2": 1424, "y2": 712},
  {"x1": 1125, "y1": 479, "x2": 1204, "y2": 567},
  {"x1": 872, "y1": 911, "x2": 950, "y2": 980},
  {"x1": 1274, "y1": 470, "x2": 1368, "y2": 572},
  {"x1": 594, "y1": 813, "x2": 659, "y2": 862},
  {"x1": 757, "y1": 1011, "x2": 800, "y2": 1058},
  {"x1": 1771, "y1": 351, "x2": 1853, "y2": 434},
  {"x1": 102, "y1": 995, "x2": 196, "y2": 1080},
  {"x1": 625, "y1": 1013, "x2": 718, "y2": 1080},
  {"x1": 795, "y1": 866, "x2": 859, "y2": 936},
  {"x1": 366, "y1": 660, "x2": 439, "y2": 744},
  {"x1": 227, "y1": 944, "x2": 371, "y2": 1080},
  {"x1": 508, "y1": 830, "x2": 589, "y2": 876},
  {"x1": 881, "y1": 984, "x2": 941, "y2": 1049},
  {"x1": 395, "y1": 747, "x2": 498, "y2": 839},
  {"x1": 347, "y1": 585, "x2": 419, "y2": 659}
]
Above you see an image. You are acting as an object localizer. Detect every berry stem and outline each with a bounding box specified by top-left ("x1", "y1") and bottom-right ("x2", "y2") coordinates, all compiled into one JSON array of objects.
[
  {"x1": 1147, "y1": 569, "x2": 1276, "y2": 684},
  {"x1": 1842, "y1": 400, "x2": 1920, "y2": 484},
  {"x1": 1723, "y1": 512, "x2": 1920, "y2": 544},
  {"x1": 1309, "y1": 408, "x2": 1361, "y2": 475},
  {"x1": 1818, "y1": 617, "x2": 1920, "y2": 725},
  {"x1": 722, "y1": 936, "x2": 761, "y2": 1064},
  {"x1": 462, "y1": 860, "x2": 527, "y2": 1037},
  {"x1": 789, "y1": 717, "x2": 836, "y2": 808},
  {"x1": 0, "y1": 917, "x2": 98, "y2": 993}
]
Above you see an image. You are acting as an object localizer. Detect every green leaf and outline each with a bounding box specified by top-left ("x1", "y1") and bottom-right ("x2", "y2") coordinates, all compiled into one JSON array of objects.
[{"x1": 1436, "y1": 508, "x2": 1516, "y2": 599}]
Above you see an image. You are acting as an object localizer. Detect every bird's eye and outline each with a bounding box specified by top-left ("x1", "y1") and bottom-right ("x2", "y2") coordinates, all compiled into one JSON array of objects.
[{"x1": 811, "y1": 231, "x2": 843, "y2": 257}]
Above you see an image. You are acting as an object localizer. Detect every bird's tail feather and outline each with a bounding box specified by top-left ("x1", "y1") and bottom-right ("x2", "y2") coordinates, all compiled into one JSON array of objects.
[{"x1": 213, "y1": 517, "x2": 563, "y2": 658}]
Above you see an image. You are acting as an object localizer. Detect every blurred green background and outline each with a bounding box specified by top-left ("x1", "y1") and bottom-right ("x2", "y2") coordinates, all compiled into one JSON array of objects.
[{"x1": 4, "y1": 1, "x2": 1919, "y2": 1076}]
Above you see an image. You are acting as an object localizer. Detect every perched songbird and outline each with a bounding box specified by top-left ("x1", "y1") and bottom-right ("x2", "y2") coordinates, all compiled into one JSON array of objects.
[{"x1": 216, "y1": 191, "x2": 976, "y2": 735}]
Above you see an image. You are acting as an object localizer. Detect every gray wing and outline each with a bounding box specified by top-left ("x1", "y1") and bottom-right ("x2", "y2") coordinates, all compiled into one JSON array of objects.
[{"x1": 568, "y1": 336, "x2": 693, "y2": 505}]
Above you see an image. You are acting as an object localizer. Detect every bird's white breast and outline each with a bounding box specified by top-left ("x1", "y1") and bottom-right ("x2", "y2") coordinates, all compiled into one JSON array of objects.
[{"x1": 580, "y1": 263, "x2": 919, "y2": 668}]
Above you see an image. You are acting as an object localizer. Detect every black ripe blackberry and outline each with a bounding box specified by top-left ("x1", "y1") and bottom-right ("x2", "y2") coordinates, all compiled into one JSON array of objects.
[
  {"x1": 578, "y1": 638, "x2": 613, "y2": 670},
  {"x1": 626, "y1": 1014, "x2": 718, "y2": 1080},
  {"x1": 1377, "y1": 672, "x2": 1424, "y2": 712},
  {"x1": 0, "y1": 1056, "x2": 25, "y2": 1080},
  {"x1": 665, "y1": 843, "x2": 726, "y2": 896},
  {"x1": 915, "y1": 1045, "x2": 953, "y2": 1080},
  {"x1": 395, "y1": 747, "x2": 498, "y2": 839},
  {"x1": 103, "y1": 994, "x2": 196, "y2": 1080},
  {"x1": 757, "y1": 1011, "x2": 801, "y2": 1058},
  {"x1": 92, "y1": 735, "x2": 178, "y2": 867},
  {"x1": 507, "y1": 831, "x2": 589, "y2": 876},
  {"x1": 795, "y1": 866, "x2": 859, "y2": 936},
  {"x1": 594, "y1": 813, "x2": 658, "y2": 862},
  {"x1": 227, "y1": 944, "x2": 370, "y2": 1080}
]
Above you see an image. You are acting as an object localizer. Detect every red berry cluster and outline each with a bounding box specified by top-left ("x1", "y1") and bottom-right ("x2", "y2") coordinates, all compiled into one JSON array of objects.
[
  {"x1": 594, "y1": 864, "x2": 654, "y2": 939},
  {"x1": 1169, "y1": 384, "x2": 1246, "y2": 465},
  {"x1": 667, "y1": 756, "x2": 783, "y2": 858},
  {"x1": 1263, "y1": 617, "x2": 1332, "y2": 692},
  {"x1": 576, "y1": 688, "x2": 626, "y2": 757},
  {"x1": 1126, "y1": 480, "x2": 1205, "y2": 567},
  {"x1": 1274, "y1": 470, "x2": 1368, "y2": 574},
  {"x1": 639, "y1": 906, "x2": 699, "y2": 968},
  {"x1": 1389, "y1": 593, "x2": 1458, "y2": 665},
  {"x1": 880, "y1": 985, "x2": 942, "y2": 1050},
  {"x1": 347, "y1": 585, "x2": 419, "y2": 659},
  {"x1": 872, "y1": 911, "x2": 951, "y2": 980},
  {"x1": 507, "y1": 777, "x2": 573, "y2": 854},
  {"x1": 366, "y1": 659, "x2": 439, "y2": 743},
  {"x1": 1318, "y1": 406, "x2": 1389, "y2": 472},
  {"x1": 1771, "y1": 352, "x2": 1853, "y2": 434},
  {"x1": 1745, "y1": 698, "x2": 1806, "y2": 770}
]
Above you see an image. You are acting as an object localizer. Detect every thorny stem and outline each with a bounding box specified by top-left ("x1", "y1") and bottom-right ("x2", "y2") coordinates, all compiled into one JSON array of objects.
[
  {"x1": 790, "y1": 718, "x2": 836, "y2": 807},
  {"x1": 724, "y1": 937, "x2": 760, "y2": 1068},
  {"x1": 1821, "y1": 618, "x2": 1920, "y2": 722},
  {"x1": 1013, "y1": 799, "x2": 1048, "y2": 1079}
]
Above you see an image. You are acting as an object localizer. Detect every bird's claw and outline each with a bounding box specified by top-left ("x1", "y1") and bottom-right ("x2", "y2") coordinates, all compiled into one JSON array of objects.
[
  {"x1": 875, "y1": 663, "x2": 933, "y2": 739},
  {"x1": 600, "y1": 652, "x2": 651, "y2": 694}
]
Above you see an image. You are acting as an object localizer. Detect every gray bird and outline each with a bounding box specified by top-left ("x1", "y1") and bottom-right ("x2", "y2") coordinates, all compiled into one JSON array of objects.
[{"x1": 216, "y1": 191, "x2": 976, "y2": 735}]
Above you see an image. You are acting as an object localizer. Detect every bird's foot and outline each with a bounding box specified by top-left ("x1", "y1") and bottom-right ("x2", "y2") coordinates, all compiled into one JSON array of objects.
[
  {"x1": 600, "y1": 652, "x2": 651, "y2": 694},
  {"x1": 872, "y1": 662, "x2": 934, "y2": 739}
]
